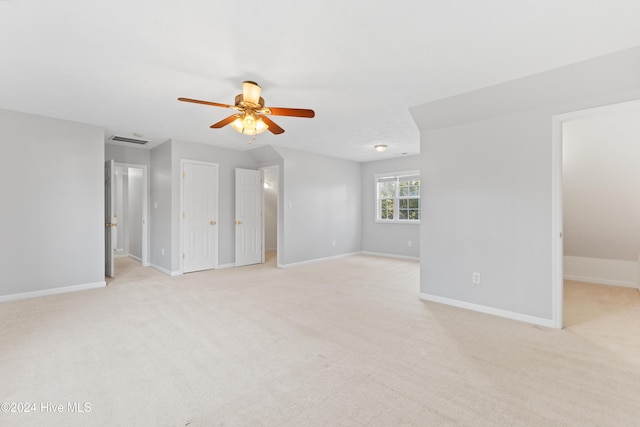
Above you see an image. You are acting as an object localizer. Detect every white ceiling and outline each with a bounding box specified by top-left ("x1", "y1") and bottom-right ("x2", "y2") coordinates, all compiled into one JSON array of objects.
[{"x1": 2, "y1": 0, "x2": 640, "y2": 162}]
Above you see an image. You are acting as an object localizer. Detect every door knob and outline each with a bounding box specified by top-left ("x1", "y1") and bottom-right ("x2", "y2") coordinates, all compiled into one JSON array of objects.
[
  {"x1": 210, "y1": 220, "x2": 216, "y2": 225},
  {"x1": 236, "y1": 220, "x2": 242, "y2": 225}
]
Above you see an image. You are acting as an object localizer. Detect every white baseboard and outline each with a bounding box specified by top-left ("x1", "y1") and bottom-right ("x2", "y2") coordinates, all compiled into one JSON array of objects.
[
  {"x1": 563, "y1": 274, "x2": 637, "y2": 288},
  {"x1": 362, "y1": 251, "x2": 419, "y2": 261},
  {"x1": 280, "y1": 252, "x2": 360, "y2": 269},
  {"x1": 151, "y1": 263, "x2": 234, "y2": 274},
  {"x1": 127, "y1": 254, "x2": 151, "y2": 267},
  {"x1": 563, "y1": 256, "x2": 638, "y2": 288},
  {"x1": 150, "y1": 264, "x2": 181, "y2": 276},
  {"x1": 419, "y1": 292, "x2": 556, "y2": 329},
  {"x1": 0, "y1": 281, "x2": 106, "y2": 303}
]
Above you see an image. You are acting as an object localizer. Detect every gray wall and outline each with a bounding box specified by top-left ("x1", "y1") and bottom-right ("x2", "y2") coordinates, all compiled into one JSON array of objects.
[
  {"x1": 411, "y1": 46, "x2": 640, "y2": 322},
  {"x1": 0, "y1": 109, "x2": 104, "y2": 297},
  {"x1": 274, "y1": 147, "x2": 362, "y2": 265},
  {"x1": 150, "y1": 140, "x2": 173, "y2": 272},
  {"x1": 420, "y1": 111, "x2": 553, "y2": 318},
  {"x1": 361, "y1": 155, "x2": 420, "y2": 258}
]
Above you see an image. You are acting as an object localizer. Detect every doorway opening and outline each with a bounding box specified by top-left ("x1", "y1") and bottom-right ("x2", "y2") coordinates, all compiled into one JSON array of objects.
[
  {"x1": 552, "y1": 99, "x2": 640, "y2": 329},
  {"x1": 261, "y1": 165, "x2": 279, "y2": 267},
  {"x1": 113, "y1": 163, "x2": 149, "y2": 266},
  {"x1": 105, "y1": 161, "x2": 149, "y2": 279}
]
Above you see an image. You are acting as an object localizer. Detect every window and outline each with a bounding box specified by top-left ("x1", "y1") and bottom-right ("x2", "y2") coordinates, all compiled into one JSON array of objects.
[{"x1": 376, "y1": 171, "x2": 420, "y2": 222}]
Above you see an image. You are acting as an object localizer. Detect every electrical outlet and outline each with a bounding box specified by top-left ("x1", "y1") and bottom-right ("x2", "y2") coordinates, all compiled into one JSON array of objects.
[
  {"x1": 472, "y1": 272, "x2": 481, "y2": 284},
  {"x1": 408, "y1": 240, "x2": 413, "y2": 247},
  {"x1": 332, "y1": 240, "x2": 336, "y2": 246},
  {"x1": 161, "y1": 248, "x2": 165, "y2": 256}
]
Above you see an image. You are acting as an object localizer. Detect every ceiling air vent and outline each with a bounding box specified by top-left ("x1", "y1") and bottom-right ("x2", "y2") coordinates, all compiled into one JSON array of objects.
[{"x1": 110, "y1": 135, "x2": 148, "y2": 145}]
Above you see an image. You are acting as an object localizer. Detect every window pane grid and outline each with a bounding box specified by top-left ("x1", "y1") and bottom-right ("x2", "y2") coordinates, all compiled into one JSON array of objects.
[{"x1": 376, "y1": 172, "x2": 420, "y2": 222}]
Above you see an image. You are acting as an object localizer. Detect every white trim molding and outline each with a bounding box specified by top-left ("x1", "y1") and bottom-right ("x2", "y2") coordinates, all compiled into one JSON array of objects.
[
  {"x1": 419, "y1": 293, "x2": 556, "y2": 329},
  {"x1": 279, "y1": 252, "x2": 361, "y2": 269},
  {"x1": 551, "y1": 114, "x2": 564, "y2": 330},
  {"x1": 0, "y1": 281, "x2": 106, "y2": 303},
  {"x1": 362, "y1": 251, "x2": 419, "y2": 261},
  {"x1": 563, "y1": 256, "x2": 638, "y2": 288},
  {"x1": 150, "y1": 264, "x2": 182, "y2": 277}
]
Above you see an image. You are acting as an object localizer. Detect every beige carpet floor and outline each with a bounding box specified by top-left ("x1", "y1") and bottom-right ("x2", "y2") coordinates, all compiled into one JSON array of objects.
[{"x1": 1, "y1": 254, "x2": 640, "y2": 426}]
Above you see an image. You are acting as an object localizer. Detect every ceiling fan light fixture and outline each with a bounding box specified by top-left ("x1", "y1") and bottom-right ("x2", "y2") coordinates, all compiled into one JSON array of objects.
[
  {"x1": 230, "y1": 113, "x2": 269, "y2": 135},
  {"x1": 375, "y1": 144, "x2": 388, "y2": 152},
  {"x1": 242, "y1": 81, "x2": 262, "y2": 106},
  {"x1": 243, "y1": 112, "x2": 256, "y2": 131},
  {"x1": 255, "y1": 117, "x2": 269, "y2": 134},
  {"x1": 230, "y1": 116, "x2": 244, "y2": 133}
]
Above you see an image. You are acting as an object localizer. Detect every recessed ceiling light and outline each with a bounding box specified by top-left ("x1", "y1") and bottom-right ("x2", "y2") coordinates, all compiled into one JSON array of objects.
[
  {"x1": 374, "y1": 144, "x2": 387, "y2": 152},
  {"x1": 133, "y1": 132, "x2": 144, "y2": 138}
]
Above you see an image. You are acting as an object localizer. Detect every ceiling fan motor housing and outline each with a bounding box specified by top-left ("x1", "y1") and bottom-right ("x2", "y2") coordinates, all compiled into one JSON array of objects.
[{"x1": 235, "y1": 94, "x2": 265, "y2": 109}]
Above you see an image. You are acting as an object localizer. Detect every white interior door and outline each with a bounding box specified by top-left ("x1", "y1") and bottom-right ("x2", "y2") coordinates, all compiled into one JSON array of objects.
[
  {"x1": 182, "y1": 161, "x2": 218, "y2": 273},
  {"x1": 235, "y1": 168, "x2": 262, "y2": 267},
  {"x1": 105, "y1": 159, "x2": 116, "y2": 278}
]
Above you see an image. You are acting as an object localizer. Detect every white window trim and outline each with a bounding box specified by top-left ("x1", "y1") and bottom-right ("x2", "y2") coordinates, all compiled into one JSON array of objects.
[{"x1": 375, "y1": 170, "x2": 421, "y2": 224}]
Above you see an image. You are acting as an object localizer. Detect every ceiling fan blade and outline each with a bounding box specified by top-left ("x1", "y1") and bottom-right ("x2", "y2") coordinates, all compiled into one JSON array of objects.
[
  {"x1": 259, "y1": 115, "x2": 285, "y2": 134},
  {"x1": 210, "y1": 115, "x2": 238, "y2": 129},
  {"x1": 178, "y1": 97, "x2": 235, "y2": 109},
  {"x1": 265, "y1": 107, "x2": 315, "y2": 118}
]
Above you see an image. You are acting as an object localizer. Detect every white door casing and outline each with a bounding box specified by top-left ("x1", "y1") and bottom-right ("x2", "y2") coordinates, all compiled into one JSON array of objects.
[
  {"x1": 182, "y1": 160, "x2": 219, "y2": 273},
  {"x1": 235, "y1": 168, "x2": 262, "y2": 267},
  {"x1": 105, "y1": 159, "x2": 116, "y2": 278}
]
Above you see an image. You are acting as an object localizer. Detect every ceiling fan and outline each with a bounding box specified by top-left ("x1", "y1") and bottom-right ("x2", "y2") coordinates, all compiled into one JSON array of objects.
[{"x1": 178, "y1": 81, "x2": 315, "y2": 138}]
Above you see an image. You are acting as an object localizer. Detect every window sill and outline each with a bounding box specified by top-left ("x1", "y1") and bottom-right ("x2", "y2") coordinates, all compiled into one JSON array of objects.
[{"x1": 375, "y1": 220, "x2": 421, "y2": 225}]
